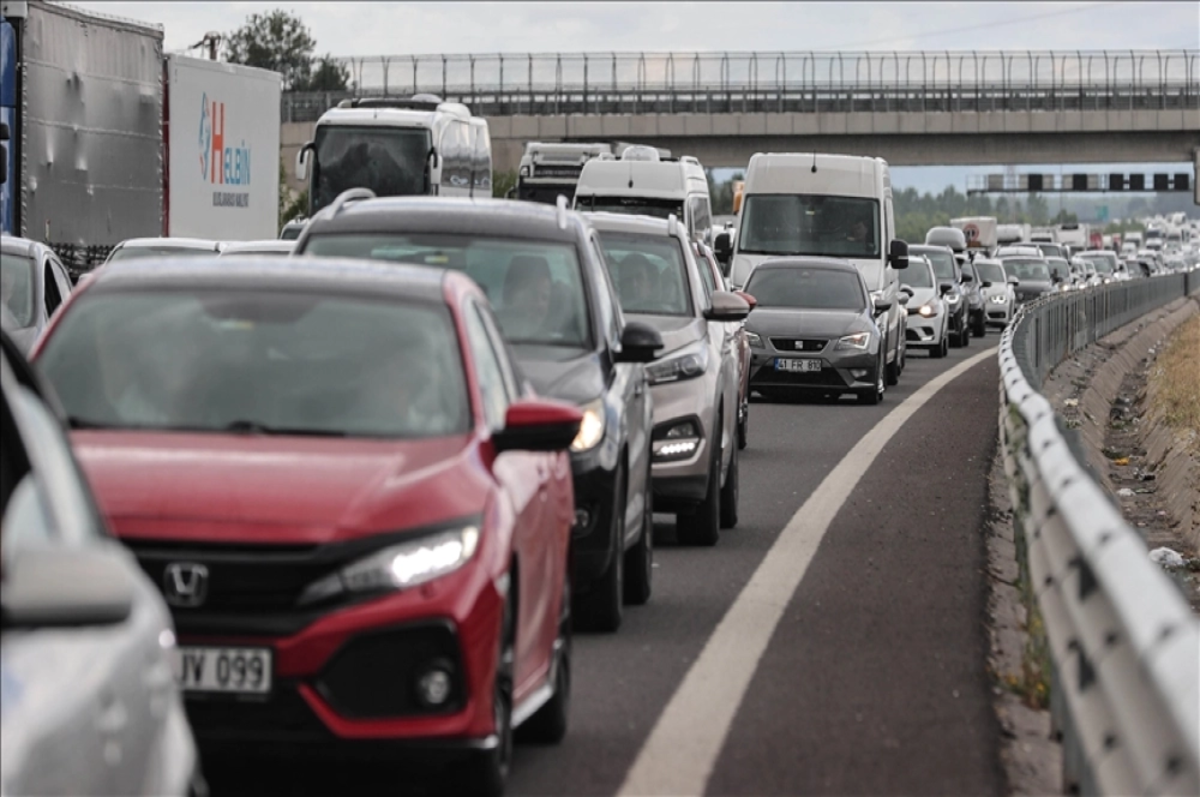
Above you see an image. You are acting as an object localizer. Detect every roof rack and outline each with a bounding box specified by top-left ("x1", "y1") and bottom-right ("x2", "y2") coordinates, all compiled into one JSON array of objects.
[
  {"x1": 336, "y1": 95, "x2": 445, "y2": 111},
  {"x1": 328, "y1": 188, "x2": 377, "y2": 217}
]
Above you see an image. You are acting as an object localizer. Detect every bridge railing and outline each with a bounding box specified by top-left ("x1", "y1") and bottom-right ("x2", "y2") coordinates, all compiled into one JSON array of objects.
[
  {"x1": 283, "y1": 49, "x2": 1199, "y2": 121},
  {"x1": 998, "y1": 271, "x2": 1200, "y2": 796}
]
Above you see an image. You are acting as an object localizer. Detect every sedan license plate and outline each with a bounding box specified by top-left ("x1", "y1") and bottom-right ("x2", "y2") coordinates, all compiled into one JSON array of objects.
[
  {"x1": 775, "y1": 357, "x2": 822, "y2": 373},
  {"x1": 173, "y1": 646, "x2": 272, "y2": 694}
]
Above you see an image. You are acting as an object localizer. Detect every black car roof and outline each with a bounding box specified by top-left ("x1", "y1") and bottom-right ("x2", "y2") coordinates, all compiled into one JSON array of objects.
[
  {"x1": 82, "y1": 255, "x2": 455, "y2": 304},
  {"x1": 304, "y1": 197, "x2": 587, "y2": 244}
]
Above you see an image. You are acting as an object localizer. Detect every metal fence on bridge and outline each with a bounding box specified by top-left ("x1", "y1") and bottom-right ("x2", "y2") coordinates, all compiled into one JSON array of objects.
[
  {"x1": 999, "y1": 272, "x2": 1200, "y2": 796},
  {"x1": 282, "y1": 49, "x2": 1200, "y2": 121}
]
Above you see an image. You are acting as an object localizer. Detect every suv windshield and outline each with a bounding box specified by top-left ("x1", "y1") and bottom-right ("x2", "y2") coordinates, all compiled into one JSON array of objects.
[
  {"x1": 744, "y1": 267, "x2": 866, "y2": 311},
  {"x1": 975, "y1": 262, "x2": 1007, "y2": 285},
  {"x1": 596, "y1": 232, "x2": 692, "y2": 316},
  {"x1": 911, "y1": 247, "x2": 957, "y2": 281},
  {"x1": 1079, "y1": 253, "x2": 1116, "y2": 274},
  {"x1": 738, "y1": 195, "x2": 880, "y2": 259},
  {"x1": 301, "y1": 234, "x2": 592, "y2": 348},
  {"x1": 576, "y1": 196, "x2": 684, "y2": 221},
  {"x1": 1003, "y1": 258, "x2": 1051, "y2": 282},
  {"x1": 1, "y1": 253, "x2": 36, "y2": 328},
  {"x1": 1045, "y1": 258, "x2": 1072, "y2": 281},
  {"x1": 36, "y1": 289, "x2": 470, "y2": 438},
  {"x1": 312, "y1": 126, "x2": 433, "y2": 214}
]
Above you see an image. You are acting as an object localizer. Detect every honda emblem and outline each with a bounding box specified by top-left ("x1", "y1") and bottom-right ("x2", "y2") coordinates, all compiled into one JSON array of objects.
[{"x1": 163, "y1": 563, "x2": 209, "y2": 608}]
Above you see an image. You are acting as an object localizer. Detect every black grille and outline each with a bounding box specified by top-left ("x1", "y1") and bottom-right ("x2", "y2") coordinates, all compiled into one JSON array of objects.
[
  {"x1": 185, "y1": 681, "x2": 331, "y2": 743},
  {"x1": 752, "y1": 369, "x2": 846, "y2": 388},
  {"x1": 769, "y1": 337, "x2": 827, "y2": 352},
  {"x1": 531, "y1": 164, "x2": 584, "y2": 179},
  {"x1": 317, "y1": 623, "x2": 465, "y2": 719}
]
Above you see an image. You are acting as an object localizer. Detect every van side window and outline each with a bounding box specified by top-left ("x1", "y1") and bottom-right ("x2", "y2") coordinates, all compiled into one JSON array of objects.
[
  {"x1": 688, "y1": 196, "x2": 711, "y2": 242},
  {"x1": 43, "y1": 260, "x2": 64, "y2": 317},
  {"x1": 588, "y1": 238, "x2": 621, "y2": 347}
]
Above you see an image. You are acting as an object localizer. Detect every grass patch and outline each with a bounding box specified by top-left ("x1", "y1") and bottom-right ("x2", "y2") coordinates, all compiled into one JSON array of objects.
[{"x1": 1149, "y1": 314, "x2": 1200, "y2": 455}]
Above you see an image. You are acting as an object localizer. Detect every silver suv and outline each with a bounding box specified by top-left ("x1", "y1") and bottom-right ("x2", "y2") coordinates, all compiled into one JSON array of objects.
[{"x1": 586, "y1": 213, "x2": 750, "y2": 547}]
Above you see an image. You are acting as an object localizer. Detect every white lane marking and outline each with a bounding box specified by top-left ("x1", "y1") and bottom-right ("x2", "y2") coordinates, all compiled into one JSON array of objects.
[{"x1": 617, "y1": 345, "x2": 999, "y2": 797}]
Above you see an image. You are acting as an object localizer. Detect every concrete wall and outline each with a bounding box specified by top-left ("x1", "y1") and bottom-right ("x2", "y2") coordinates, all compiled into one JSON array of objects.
[{"x1": 282, "y1": 108, "x2": 1199, "y2": 190}]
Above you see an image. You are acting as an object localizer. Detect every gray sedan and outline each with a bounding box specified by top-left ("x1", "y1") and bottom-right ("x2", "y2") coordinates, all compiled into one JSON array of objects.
[
  {"x1": 1, "y1": 236, "x2": 73, "y2": 356},
  {"x1": 742, "y1": 258, "x2": 889, "y2": 405}
]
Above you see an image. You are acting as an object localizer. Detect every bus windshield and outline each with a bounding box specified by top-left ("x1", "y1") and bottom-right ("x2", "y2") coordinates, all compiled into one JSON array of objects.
[{"x1": 312, "y1": 126, "x2": 433, "y2": 214}]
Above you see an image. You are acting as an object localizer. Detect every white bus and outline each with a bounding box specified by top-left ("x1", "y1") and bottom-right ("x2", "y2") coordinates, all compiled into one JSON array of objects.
[{"x1": 295, "y1": 94, "x2": 491, "y2": 216}]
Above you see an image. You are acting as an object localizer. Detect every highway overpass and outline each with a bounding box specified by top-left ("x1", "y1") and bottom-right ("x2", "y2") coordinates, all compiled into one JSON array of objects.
[{"x1": 280, "y1": 49, "x2": 1199, "y2": 184}]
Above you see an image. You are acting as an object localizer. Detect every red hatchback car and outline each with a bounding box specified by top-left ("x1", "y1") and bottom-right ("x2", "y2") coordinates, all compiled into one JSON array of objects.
[{"x1": 31, "y1": 256, "x2": 583, "y2": 795}]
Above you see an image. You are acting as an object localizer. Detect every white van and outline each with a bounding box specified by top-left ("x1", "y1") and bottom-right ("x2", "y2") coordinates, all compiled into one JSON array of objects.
[
  {"x1": 718, "y1": 152, "x2": 911, "y2": 386},
  {"x1": 573, "y1": 147, "x2": 714, "y2": 244}
]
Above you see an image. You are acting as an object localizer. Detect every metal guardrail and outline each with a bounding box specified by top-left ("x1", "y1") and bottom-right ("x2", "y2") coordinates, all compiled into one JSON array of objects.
[
  {"x1": 998, "y1": 271, "x2": 1200, "y2": 795},
  {"x1": 281, "y1": 49, "x2": 1200, "y2": 121}
]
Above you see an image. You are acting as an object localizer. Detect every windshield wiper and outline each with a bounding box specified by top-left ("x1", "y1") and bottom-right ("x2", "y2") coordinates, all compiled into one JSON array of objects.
[{"x1": 220, "y1": 419, "x2": 347, "y2": 437}]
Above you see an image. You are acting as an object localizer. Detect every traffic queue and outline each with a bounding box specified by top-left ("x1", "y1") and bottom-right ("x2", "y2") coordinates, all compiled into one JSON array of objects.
[{"x1": 2, "y1": 122, "x2": 1198, "y2": 795}]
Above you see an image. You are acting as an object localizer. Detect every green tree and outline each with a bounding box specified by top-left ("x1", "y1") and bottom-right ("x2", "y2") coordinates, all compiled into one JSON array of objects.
[
  {"x1": 1026, "y1": 193, "x2": 1050, "y2": 225},
  {"x1": 493, "y1": 170, "x2": 517, "y2": 199},
  {"x1": 1051, "y1": 208, "x2": 1078, "y2": 225},
  {"x1": 224, "y1": 10, "x2": 317, "y2": 91},
  {"x1": 305, "y1": 54, "x2": 352, "y2": 92}
]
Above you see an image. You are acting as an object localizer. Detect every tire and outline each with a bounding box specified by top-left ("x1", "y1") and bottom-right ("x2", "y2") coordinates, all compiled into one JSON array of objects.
[
  {"x1": 519, "y1": 574, "x2": 571, "y2": 744},
  {"x1": 719, "y1": 442, "x2": 738, "y2": 529},
  {"x1": 676, "y1": 417, "x2": 721, "y2": 547},
  {"x1": 949, "y1": 314, "x2": 963, "y2": 348},
  {"x1": 884, "y1": 332, "x2": 900, "y2": 386},
  {"x1": 459, "y1": 592, "x2": 515, "y2": 797},
  {"x1": 857, "y1": 354, "x2": 885, "y2": 405},
  {"x1": 960, "y1": 314, "x2": 971, "y2": 347},
  {"x1": 622, "y1": 459, "x2": 653, "y2": 606},
  {"x1": 972, "y1": 310, "x2": 986, "y2": 337},
  {"x1": 574, "y1": 466, "x2": 625, "y2": 633},
  {"x1": 931, "y1": 332, "x2": 947, "y2": 359},
  {"x1": 737, "y1": 401, "x2": 749, "y2": 451}
]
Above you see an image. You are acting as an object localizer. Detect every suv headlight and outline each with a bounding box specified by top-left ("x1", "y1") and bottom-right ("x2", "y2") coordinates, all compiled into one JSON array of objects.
[
  {"x1": 835, "y1": 332, "x2": 871, "y2": 351},
  {"x1": 746, "y1": 331, "x2": 764, "y2": 349},
  {"x1": 944, "y1": 291, "x2": 961, "y2": 305},
  {"x1": 989, "y1": 294, "x2": 1008, "y2": 304},
  {"x1": 571, "y1": 397, "x2": 606, "y2": 452},
  {"x1": 299, "y1": 525, "x2": 480, "y2": 603},
  {"x1": 646, "y1": 340, "x2": 710, "y2": 386},
  {"x1": 918, "y1": 302, "x2": 939, "y2": 317}
]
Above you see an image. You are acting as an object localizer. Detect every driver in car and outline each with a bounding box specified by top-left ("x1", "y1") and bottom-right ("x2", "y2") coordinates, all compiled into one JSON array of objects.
[{"x1": 499, "y1": 255, "x2": 558, "y2": 340}]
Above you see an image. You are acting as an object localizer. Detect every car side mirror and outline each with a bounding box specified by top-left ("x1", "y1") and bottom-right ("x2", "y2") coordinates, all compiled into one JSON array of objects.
[
  {"x1": 888, "y1": 239, "x2": 909, "y2": 269},
  {"x1": 980, "y1": 280, "x2": 992, "y2": 288},
  {"x1": 1007, "y1": 276, "x2": 1020, "y2": 285},
  {"x1": 295, "y1": 141, "x2": 314, "y2": 183},
  {"x1": 615, "y1": 321, "x2": 664, "y2": 364},
  {"x1": 734, "y1": 290, "x2": 757, "y2": 309},
  {"x1": 704, "y1": 290, "x2": 751, "y2": 323},
  {"x1": 713, "y1": 231, "x2": 733, "y2": 264},
  {"x1": 939, "y1": 282, "x2": 954, "y2": 295},
  {"x1": 492, "y1": 399, "x2": 583, "y2": 453},
  {"x1": 0, "y1": 546, "x2": 135, "y2": 630},
  {"x1": 960, "y1": 273, "x2": 973, "y2": 284},
  {"x1": 873, "y1": 299, "x2": 893, "y2": 313},
  {"x1": 897, "y1": 293, "x2": 910, "y2": 306}
]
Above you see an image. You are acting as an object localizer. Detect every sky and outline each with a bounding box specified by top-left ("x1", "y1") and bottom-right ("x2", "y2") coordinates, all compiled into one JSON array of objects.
[{"x1": 57, "y1": 1, "x2": 1199, "y2": 194}]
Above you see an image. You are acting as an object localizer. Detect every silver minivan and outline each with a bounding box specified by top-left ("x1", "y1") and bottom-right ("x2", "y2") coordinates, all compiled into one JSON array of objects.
[{"x1": 586, "y1": 212, "x2": 750, "y2": 547}]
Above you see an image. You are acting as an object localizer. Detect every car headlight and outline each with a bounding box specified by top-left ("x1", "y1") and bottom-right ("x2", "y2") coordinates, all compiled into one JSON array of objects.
[
  {"x1": 299, "y1": 525, "x2": 480, "y2": 603},
  {"x1": 989, "y1": 294, "x2": 1008, "y2": 304},
  {"x1": 944, "y1": 291, "x2": 961, "y2": 305},
  {"x1": 646, "y1": 340, "x2": 710, "y2": 386},
  {"x1": 918, "y1": 302, "x2": 939, "y2": 317},
  {"x1": 746, "y1": 331, "x2": 764, "y2": 349},
  {"x1": 571, "y1": 397, "x2": 606, "y2": 452},
  {"x1": 835, "y1": 332, "x2": 871, "y2": 351}
]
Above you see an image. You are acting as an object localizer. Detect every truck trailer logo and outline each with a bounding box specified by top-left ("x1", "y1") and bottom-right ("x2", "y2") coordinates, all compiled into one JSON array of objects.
[{"x1": 199, "y1": 92, "x2": 251, "y2": 208}]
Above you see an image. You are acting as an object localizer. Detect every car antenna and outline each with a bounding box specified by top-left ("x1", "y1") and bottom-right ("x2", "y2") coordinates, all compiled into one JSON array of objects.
[{"x1": 811, "y1": 152, "x2": 818, "y2": 173}]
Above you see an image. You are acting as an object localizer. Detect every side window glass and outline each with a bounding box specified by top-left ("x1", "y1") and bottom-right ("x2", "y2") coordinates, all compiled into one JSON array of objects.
[
  {"x1": 43, "y1": 261, "x2": 64, "y2": 316},
  {"x1": 692, "y1": 244, "x2": 716, "y2": 298},
  {"x1": 463, "y1": 303, "x2": 510, "y2": 430},
  {"x1": 589, "y1": 239, "x2": 620, "y2": 345},
  {"x1": 50, "y1": 258, "x2": 72, "y2": 302},
  {"x1": 475, "y1": 303, "x2": 520, "y2": 402}
]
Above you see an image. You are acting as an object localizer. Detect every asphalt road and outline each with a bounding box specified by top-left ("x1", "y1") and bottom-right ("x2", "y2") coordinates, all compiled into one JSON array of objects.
[{"x1": 208, "y1": 328, "x2": 1006, "y2": 797}]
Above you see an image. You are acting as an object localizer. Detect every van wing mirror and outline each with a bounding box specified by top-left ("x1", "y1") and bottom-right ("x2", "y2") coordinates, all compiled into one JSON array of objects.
[
  {"x1": 713, "y1": 231, "x2": 733, "y2": 264},
  {"x1": 295, "y1": 141, "x2": 314, "y2": 182},
  {"x1": 888, "y1": 239, "x2": 909, "y2": 269}
]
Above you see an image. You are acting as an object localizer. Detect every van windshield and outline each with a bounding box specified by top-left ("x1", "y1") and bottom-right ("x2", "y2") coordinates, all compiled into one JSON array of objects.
[
  {"x1": 577, "y1": 196, "x2": 684, "y2": 221},
  {"x1": 312, "y1": 126, "x2": 433, "y2": 214},
  {"x1": 737, "y1": 195, "x2": 880, "y2": 259}
]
